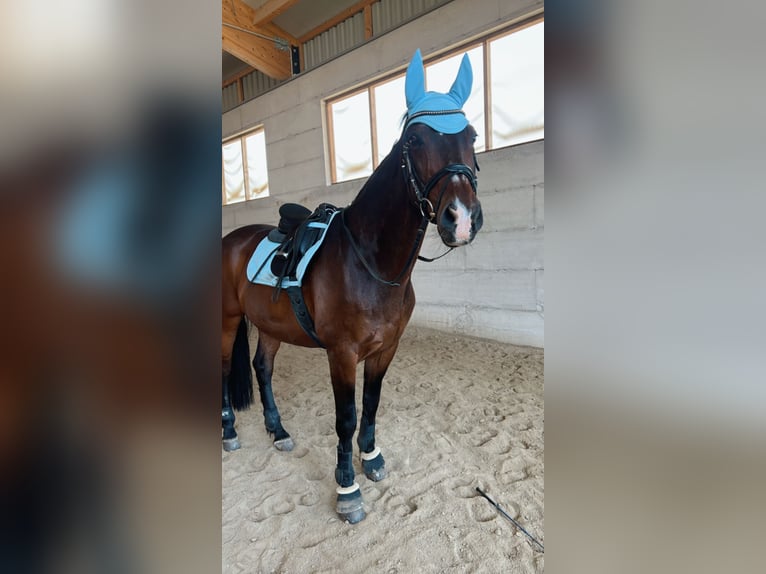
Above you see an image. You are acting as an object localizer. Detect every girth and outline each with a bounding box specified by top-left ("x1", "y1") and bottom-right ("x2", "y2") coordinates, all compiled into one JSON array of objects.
[{"x1": 285, "y1": 286, "x2": 323, "y2": 348}]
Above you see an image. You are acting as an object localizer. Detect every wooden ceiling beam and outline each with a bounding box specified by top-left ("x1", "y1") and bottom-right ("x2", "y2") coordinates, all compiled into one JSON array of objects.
[
  {"x1": 223, "y1": 0, "x2": 291, "y2": 80},
  {"x1": 251, "y1": 0, "x2": 303, "y2": 28},
  {"x1": 222, "y1": 28, "x2": 291, "y2": 80},
  {"x1": 224, "y1": 0, "x2": 297, "y2": 45},
  {"x1": 223, "y1": 0, "x2": 255, "y2": 30}
]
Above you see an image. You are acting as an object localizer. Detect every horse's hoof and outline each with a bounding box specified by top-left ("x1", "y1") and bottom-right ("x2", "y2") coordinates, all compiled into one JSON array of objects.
[
  {"x1": 336, "y1": 483, "x2": 365, "y2": 524},
  {"x1": 340, "y1": 507, "x2": 367, "y2": 524},
  {"x1": 361, "y1": 449, "x2": 387, "y2": 482},
  {"x1": 222, "y1": 438, "x2": 241, "y2": 452},
  {"x1": 274, "y1": 437, "x2": 295, "y2": 451},
  {"x1": 365, "y1": 465, "x2": 387, "y2": 482}
]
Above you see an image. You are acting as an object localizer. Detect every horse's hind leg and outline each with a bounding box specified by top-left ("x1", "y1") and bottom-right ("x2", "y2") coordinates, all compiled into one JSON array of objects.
[
  {"x1": 222, "y1": 315, "x2": 251, "y2": 452},
  {"x1": 222, "y1": 376, "x2": 240, "y2": 451},
  {"x1": 358, "y1": 345, "x2": 397, "y2": 482},
  {"x1": 253, "y1": 332, "x2": 294, "y2": 451}
]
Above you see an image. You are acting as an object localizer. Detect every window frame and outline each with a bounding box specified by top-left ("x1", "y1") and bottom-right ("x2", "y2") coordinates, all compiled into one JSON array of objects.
[
  {"x1": 325, "y1": 14, "x2": 544, "y2": 184},
  {"x1": 326, "y1": 86, "x2": 376, "y2": 184},
  {"x1": 222, "y1": 125, "x2": 270, "y2": 205},
  {"x1": 485, "y1": 16, "x2": 545, "y2": 150}
]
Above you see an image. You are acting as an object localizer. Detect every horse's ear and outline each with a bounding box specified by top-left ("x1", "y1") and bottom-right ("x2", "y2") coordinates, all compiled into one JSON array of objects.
[
  {"x1": 448, "y1": 53, "x2": 473, "y2": 107},
  {"x1": 405, "y1": 49, "x2": 426, "y2": 108}
]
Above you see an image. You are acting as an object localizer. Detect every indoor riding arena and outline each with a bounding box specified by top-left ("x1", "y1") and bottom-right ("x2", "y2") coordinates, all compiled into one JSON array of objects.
[{"x1": 221, "y1": 1, "x2": 544, "y2": 572}]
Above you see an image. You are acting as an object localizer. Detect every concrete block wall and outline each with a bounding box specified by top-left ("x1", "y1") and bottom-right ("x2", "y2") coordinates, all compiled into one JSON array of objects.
[
  {"x1": 410, "y1": 141, "x2": 543, "y2": 347},
  {"x1": 222, "y1": 0, "x2": 544, "y2": 347}
]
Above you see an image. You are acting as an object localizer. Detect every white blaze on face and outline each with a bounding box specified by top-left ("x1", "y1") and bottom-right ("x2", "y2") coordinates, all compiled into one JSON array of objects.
[{"x1": 450, "y1": 196, "x2": 473, "y2": 242}]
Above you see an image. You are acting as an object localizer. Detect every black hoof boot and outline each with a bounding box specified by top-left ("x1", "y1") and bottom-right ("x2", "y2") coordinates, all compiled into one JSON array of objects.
[
  {"x1": 361, "y1": 448, "x2": 387, "y2": 482},
  {"x1": 336, "y1": 484, "x2": 366, "y2": 524}
]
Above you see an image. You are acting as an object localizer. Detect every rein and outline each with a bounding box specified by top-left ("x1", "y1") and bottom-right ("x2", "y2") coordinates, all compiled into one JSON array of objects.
[
  {"x1": 341, "y1": 112, "x2": 479, "y2": 287},
  {"x1": 341, "y1": 208, "x2": 427, "y2": 287}
]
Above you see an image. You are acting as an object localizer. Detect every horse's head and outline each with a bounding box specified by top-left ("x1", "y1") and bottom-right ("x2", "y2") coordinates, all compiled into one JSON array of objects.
[
  {"x1": 402, "y1": 123, "x2": 483, "y2": 246},
  {"x1": 402, "y1": 49, "x2": 484, "y2": 247}
]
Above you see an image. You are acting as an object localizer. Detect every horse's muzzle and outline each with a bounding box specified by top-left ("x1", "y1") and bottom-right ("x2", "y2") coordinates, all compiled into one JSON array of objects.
[{"x1": 439, "y1": 200, "x2": 483, "y2": 246}]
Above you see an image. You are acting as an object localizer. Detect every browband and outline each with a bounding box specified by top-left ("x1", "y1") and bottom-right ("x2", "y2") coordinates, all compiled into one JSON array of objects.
[{"x1": 402, "y1": 109, "x2": 465, "y2": 131}]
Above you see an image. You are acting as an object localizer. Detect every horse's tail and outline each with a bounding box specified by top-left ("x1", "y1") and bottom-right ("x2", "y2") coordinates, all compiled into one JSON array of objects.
[{"x1": 229, "y1": 316, "x2": 254, "y2": 410}]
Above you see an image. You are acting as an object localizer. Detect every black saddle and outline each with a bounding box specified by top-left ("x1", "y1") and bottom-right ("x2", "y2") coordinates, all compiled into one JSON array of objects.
[
  {"x1": 268, "y1": 203, "x2": 311, "y2": 243},
  {"x1": 268, "y1": 202, "x2": 337, "y2": 287}
]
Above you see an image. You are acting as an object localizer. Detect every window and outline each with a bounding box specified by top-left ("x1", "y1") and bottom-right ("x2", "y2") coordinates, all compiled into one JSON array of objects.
[
  {"x1": 329, "y1": 91, "x2": 373, "y2": 182},
  {"x1": 222, "y1": 127, "x2": 269, "y2": 205},
  {"x1": 490, "y1": 21, "x2": 544, "y2": 147},
  {"x1": 372, "y1": 75, "x2": 406, "y2": 166},
  {"x1": 326, "y1": 16, "x2": 544, "y2": 183}
]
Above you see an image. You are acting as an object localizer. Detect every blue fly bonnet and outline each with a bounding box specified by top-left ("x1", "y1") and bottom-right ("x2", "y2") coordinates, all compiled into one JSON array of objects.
[{"x1": 403, "y1": 49, "x2": 473, "y2": 134}]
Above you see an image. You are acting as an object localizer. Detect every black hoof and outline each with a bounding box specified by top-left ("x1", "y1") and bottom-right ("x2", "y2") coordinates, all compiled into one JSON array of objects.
[
  {"x1": 362, "y1": 452, "x2": 387, "y2": 482},
  {"x1": 340, "y1": 507, "x2": 367, "y2": 524},
  {"x1": 365, "y1": 465, "x2": 387, "y2": 482},
  {"x1": 336, "y1": 486, "x2": 365, "y2": 524},
  {"x1": 222, "y1": 437, "x2": 241, "y2": 452},
  {"x1": 274, "y1": 436, "x2": 295, "y2": 451}
]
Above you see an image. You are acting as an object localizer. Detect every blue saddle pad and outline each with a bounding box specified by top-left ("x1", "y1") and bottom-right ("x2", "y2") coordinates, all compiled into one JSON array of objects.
[{"x1": 246, "y1": 210, "x2": 339, "y2": 288}]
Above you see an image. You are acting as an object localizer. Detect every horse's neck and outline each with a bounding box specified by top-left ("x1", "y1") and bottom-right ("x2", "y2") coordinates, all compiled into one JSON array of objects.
[{"x1": 344, "y1": 149, "x2": 424, "y2": 285}]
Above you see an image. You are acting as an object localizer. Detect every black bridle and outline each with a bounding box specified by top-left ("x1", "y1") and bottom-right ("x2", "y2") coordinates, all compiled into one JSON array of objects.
[
  {"x1": 341, "y1": 111, "x2": 479, "y2": 287},
  {"x1": 400, "y1": 123, "x2": 479, "y2": 222}
]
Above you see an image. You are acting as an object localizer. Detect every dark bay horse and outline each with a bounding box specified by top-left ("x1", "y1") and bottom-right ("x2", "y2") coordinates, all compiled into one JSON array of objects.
[{"x1": 222, "y1": 50, "x2": 483, "y2": 523}]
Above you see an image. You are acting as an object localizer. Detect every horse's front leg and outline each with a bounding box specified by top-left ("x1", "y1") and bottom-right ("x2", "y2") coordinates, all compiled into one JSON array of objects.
[
  {"x1": 358, "y1": 345, "x2": 398, "y2": 482},
  {"x1": 328, "y1": 349, "x2": 365, "y2": 523}
]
